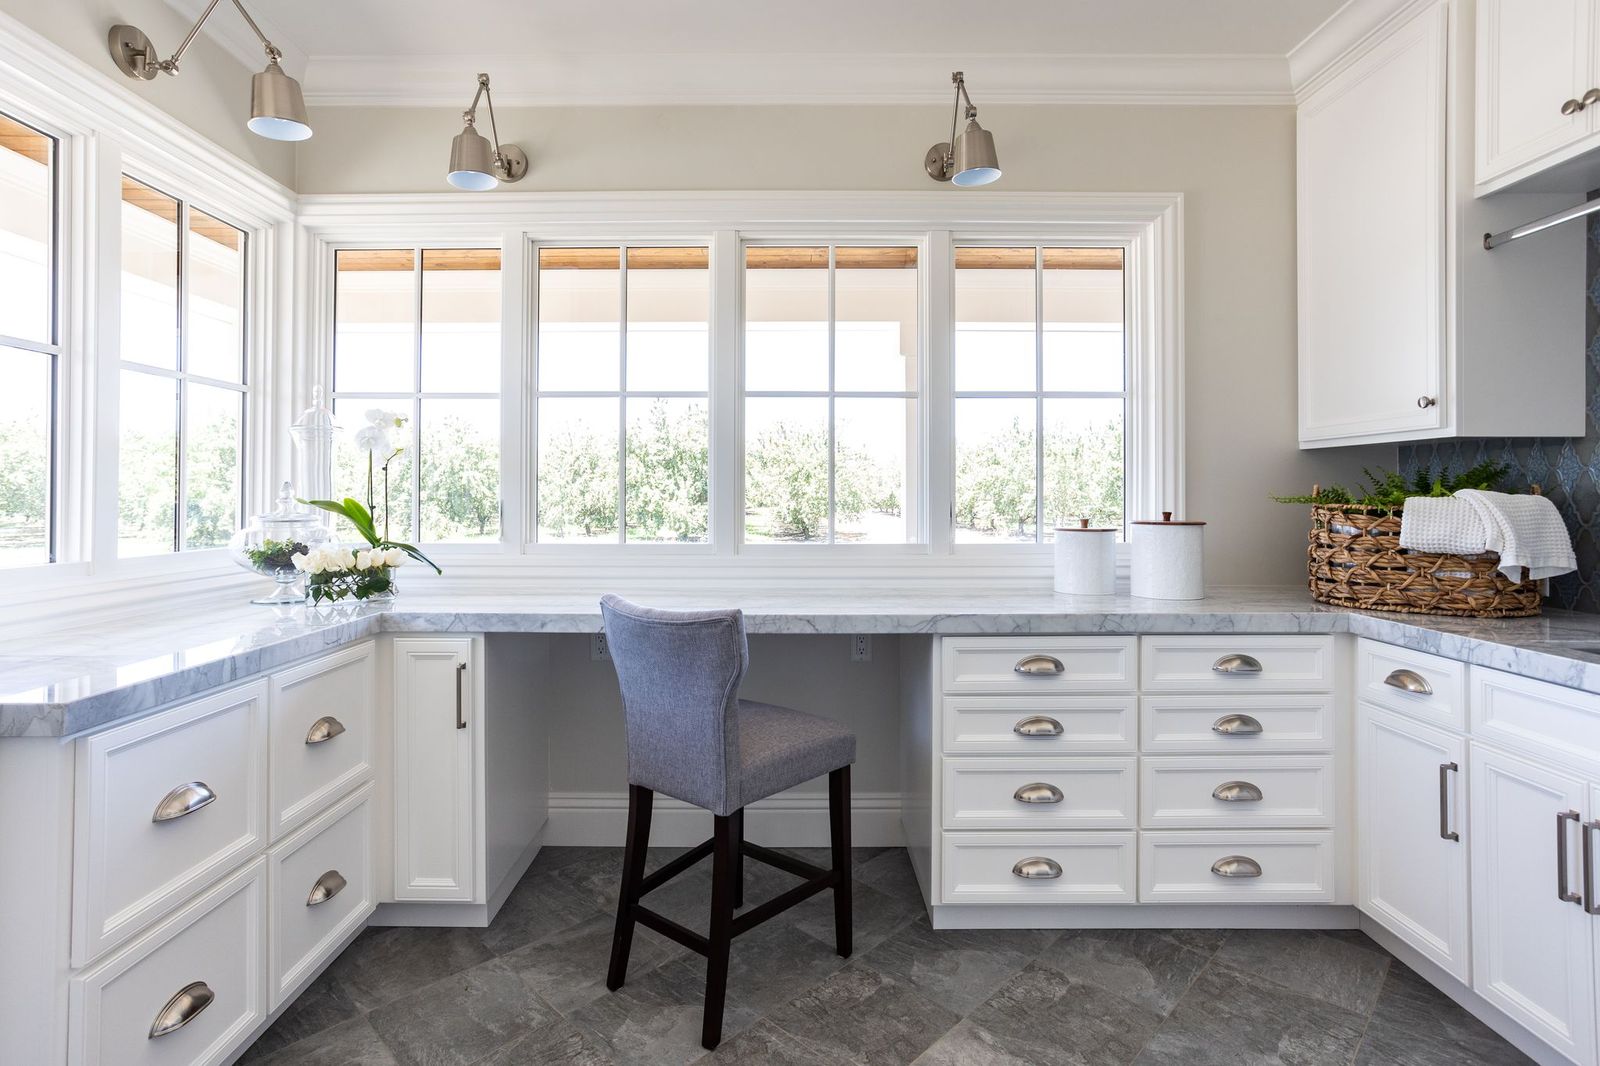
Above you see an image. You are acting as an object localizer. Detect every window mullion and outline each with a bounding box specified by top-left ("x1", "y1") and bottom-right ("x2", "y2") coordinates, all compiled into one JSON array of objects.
[
  {"x1": 411, "y1": 247, "x2": 423, "y2": 541},
  {"x1": 1033, "y1": 246, "x2": 1045, "y2": 542},
  {"x1": 710, "y1": 230, "x2": 740, "y2": 552},
  {"x1": 826, "y1": 245, "x2": 836, "y2": 545},
  {"x1": 174, "y1": 200, "x2": 188, "y2": 552},
  {"x1": 617, "y1": 246, "x2": 629, "y2": 543}
]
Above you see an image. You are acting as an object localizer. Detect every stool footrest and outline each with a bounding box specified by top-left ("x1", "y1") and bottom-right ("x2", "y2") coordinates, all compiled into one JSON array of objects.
[
  {"x1": 639, "y1": 838, "x2": 715, "y2": 897},
  {"x1": 742, "y1": 841, "x2": 829, "y2": 881},
  {"x1": 632, "y1": 904, "x2": 711, "y2": 956},
  {"x1": 731, "y1": 870, "x2": 837, "y2": 938}
]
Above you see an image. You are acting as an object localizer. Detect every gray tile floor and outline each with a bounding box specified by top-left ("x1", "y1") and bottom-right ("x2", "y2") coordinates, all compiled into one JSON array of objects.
[{"x1": 240, "y1": 847, "x2": 1532, "y2": 1066}]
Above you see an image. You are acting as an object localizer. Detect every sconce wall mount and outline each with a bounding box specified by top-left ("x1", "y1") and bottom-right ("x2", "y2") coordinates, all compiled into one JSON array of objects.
[{"x1": 925, "y1": 71, "x2": 1001, "y2": 186}]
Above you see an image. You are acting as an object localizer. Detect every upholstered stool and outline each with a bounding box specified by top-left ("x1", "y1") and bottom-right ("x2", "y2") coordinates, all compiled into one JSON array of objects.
[{"x1": 598, "y1": 594, "x2": 856, "y2": 1050}]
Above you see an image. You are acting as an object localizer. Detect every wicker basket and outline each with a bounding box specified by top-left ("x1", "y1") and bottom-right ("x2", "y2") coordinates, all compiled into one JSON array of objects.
[{"x1": 1306, "y1": 502, "x2": 1542, "y2": 618}]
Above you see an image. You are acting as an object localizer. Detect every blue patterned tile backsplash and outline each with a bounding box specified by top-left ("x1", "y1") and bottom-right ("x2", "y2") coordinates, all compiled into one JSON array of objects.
[{"x1": 1398, "y1": 216, "x2": 1600, "y2": 611}]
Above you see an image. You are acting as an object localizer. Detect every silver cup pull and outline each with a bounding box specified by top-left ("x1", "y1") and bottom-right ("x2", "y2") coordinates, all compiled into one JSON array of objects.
[
  {"x1": 1013, "y1": 715, "x2": 1064, "y2": 737},
  {"x1": 1014, "y1": 654, "x2": 1065, "y2": 676},
  {"x1": 305, "y1": 715, "x2": 346, "y2": 744},
  {"x1": 1383, "y1": 669, "x2": 1432, "y2": 696},
  {"x1": 1013, "y1": 782, "x2": 1064, "y2": 804},
  {"x1": 306, "y1": 869, "x2": 348, "y2": 906},
  {"x1": 149, "y1": 981, "x2": 214, "y2": 1038},
  {"x1": 152, "y1": 781, "x2": 216, "y2": 823},
  {"x1": 1211, "y1": 654, "x2": 1263, "y2": 675},
  {"x1": 1211, "y1": 713, "x2": 1263, "y2": 736},
  {"x1": 1212, "y1": 780, "x2": 1264, "y2": 802},
  {"x1": 1012, "y1": 856, "x2": 1063, "y2": 879},
  {"x1": 1211, "y1": 855, "x2": 1263, "y2": 879}
]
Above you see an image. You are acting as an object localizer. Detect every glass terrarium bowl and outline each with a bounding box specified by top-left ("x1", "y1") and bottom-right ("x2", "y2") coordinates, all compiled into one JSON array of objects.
[{"x1": 228, "y1": 483, "x2": 330, "y2": 605}]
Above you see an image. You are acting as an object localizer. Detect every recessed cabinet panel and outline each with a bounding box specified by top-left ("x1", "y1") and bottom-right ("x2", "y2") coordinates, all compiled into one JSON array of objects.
[
  {"x1": 1476, "y1": 0, "x2": 1595, "y2": 188},
  {"x1": 268, "y1": 643, "x2": 375, "y2": 840},
  {"x1": 392, "y1": 638, "x2": 477, "y2": 902},
  {"x1": 1140, "y1": 694, "x2": 1333, "y2": 753},
  {"x1": 942, "y1": 757, "x2": 1137, "y2": 830},
  {"x1": 941, "y1": 694, "x2": 1137, "y2": 755},
  {"x1": 1139, "y1": 831, "x2": 1335, "y2": 903},
  {"x1": 941, "y1": 832, "x2": 1136, "y2": 905},
  {"x1": 1140, "y1": 757, "x2": 1335, "y2": 829},
  {"x1": 941, "y1": 637, "x2": 1136, "y2": 695}
]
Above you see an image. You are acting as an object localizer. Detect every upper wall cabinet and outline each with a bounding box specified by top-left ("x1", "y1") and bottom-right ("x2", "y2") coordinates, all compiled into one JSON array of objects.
[{"x1": 1297, "y1": 0, "x2": 1586, "y2": 449}]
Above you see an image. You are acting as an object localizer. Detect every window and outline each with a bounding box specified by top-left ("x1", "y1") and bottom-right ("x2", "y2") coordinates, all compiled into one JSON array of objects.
[
  {"x1": 953, "y1": 247, "x2": 1125, "y2": 543},
  {"x1": 743, "y1": 246, "x2": 919, "y2": 544},
  {"x1": 118, "y1": 176, "x2": 247, "y2": 555},
  {"x1": 0, "y1": 113, "x2": 56, "y2": 568},
  {"x1": 535, "y1": 246, "x2": 710, "y2": 543},
  {"x1": 332, "y1": 248, "x2": 502, "y2": 543}
]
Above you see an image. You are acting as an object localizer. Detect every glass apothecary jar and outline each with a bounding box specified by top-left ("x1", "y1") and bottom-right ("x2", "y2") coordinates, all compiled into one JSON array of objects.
[{"x1": 228, "y1": 483, "x2": 330, "y2": 605}]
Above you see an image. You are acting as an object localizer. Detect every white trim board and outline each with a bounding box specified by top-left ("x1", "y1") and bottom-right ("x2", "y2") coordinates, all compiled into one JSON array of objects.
[{"x1": 544, "y1": 790, "x2": 905, "y2": 848}]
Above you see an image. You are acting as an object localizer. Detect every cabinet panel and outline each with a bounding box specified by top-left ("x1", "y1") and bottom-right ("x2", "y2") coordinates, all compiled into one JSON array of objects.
[
  {"x1": 942, "y1": 695, "x2": 1137, "y2": 755},
  {"x1": 941, "y1": 637, "x2": 1136, "y2": 695},
  {"x1": 1140, "y1": 694, "x2": 1333, "y2": 754},
  {"x1": 1138, "y1": 831, "x2": 1336, "y2": 903},
  {"x1": 942, "y1": 757, "x2": 1136, "y2": 830},
  {"x1": 268, "y1": 643, "x2": 375, "y2": 840},
  {"x1": 1476, "y1": 0, "x2": 1593, "y2": 185},
  {"x1": 1356, "y1": 639, "x2": 1467, "y2": 731},
  {"x1": 1357, "y1": 705, "x2": 1470, "y2": 983},
  {"x1": 392, "y1": 638, "x2": 476, "y2": 902},
  {"x1": 1140, "y1": 757, "x2": 1334, "y2": 829},
  {"x1": 1140, "y1": 636, "x2": 1333, "y2": 693},
  {"x1": 940, "y1": 832, "x2": 1136, "y2": 905}
]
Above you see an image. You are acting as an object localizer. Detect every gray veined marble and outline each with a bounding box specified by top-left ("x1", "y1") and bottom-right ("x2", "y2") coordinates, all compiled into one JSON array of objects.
[{"x1": 11, "y1": 585, "x2": 1600, "y2": 736}]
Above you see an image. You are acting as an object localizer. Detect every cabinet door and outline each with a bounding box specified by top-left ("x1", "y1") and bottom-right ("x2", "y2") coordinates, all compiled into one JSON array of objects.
[
  {"x1": 1356, "y1": 704, "x2": 1470, "y2": 982},
  {"x1": 1298, "y1": 2, "x2": 1447, "y2": 445},
  {"x1": 392, "y1": 638, "x2": 476, "y2": 902},
  {"x1": 1469, "y1": 744, "x2": 1595, "y2": 1063},
  {"x1": 1476, "y1": 0, "x2": 1593, "y2": 185}
]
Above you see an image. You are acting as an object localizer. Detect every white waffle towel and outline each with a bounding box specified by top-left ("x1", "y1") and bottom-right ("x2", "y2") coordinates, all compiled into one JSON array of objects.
[{"x1": 1399, "y1": 490, "x2": 1575, "y2": 581}]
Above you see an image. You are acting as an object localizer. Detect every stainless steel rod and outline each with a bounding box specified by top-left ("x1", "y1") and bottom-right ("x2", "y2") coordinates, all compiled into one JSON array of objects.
[{"x1": 1484, "y1": 196, "x2": 1600, "y2": 250}]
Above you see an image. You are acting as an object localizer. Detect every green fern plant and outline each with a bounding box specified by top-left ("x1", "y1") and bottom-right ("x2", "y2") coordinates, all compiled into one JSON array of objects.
[{"x1": 1272, "y1": 461, "x2": 1509, "y2": 511}]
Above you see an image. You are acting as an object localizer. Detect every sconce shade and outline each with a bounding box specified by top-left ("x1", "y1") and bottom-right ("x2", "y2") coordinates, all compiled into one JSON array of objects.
[
  {"x1": 951, "y1": 118, "x2": 1000, "y2": 186},
  {"x1": 248, "y1": 58, "x2": 312, "y2": 141},
  {"x1": 447, "y1": 124, "x2": 500, "y2": 190}
]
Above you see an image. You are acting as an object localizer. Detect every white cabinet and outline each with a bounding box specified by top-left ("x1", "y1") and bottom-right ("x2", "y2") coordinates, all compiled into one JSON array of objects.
[
  {"x1": 1475, "y1": 0, "x2": 1594, "y2": 187},
  {"x1": 268, "y1": 642, "x2": 375, "y2": 840},
  {"x1": 391, "y1": 637, "x2": 478, "y2": 902},
  {"x1": 1356, "y1": 704, "x2": 1470, "y2": 982},
  {"x1": 1295, "y1": 0, "x2": 1585, "y2": 448},
  {"x1": 1468, "y1": 744, "x2": 1596, "y2": 1064}
]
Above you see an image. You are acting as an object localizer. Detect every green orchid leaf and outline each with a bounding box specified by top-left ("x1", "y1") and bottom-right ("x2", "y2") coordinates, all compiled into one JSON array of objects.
[{"x1": 379, "y1": 539, "x2": 443, "y2": 575}]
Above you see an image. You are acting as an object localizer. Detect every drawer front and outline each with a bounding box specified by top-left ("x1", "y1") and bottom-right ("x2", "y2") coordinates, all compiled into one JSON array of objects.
[
  {"x1": 940, "y1": 832, "x2": 1136, "y2": 904},
  {"x1": 943, "y1": 758, "x2": 1136, "y2": 830},
  {"x1": 942, "y1": 637, "x2": 1136, "y2": 695},
  {"x1": 1140, "y1": 636, "x2": 1334, "y2": 693},
  {"x1": 1470, "y1": 665, "x2": 1600, "y2": 772},
  {"x1": 269, "y1": 643, "x2": 376, "y2": 840},
  {"x1": 268, "y1": 783, "x2": 374, "y2": 1009},
  {"x1": 68, "y1": 859, "x2": 265, "y2": 1066},
  {"x1": 1140, "y1": 757, "x2": 1335, "y2": 828},
  {"x1": 1139, "y1": 831, "x2": 1335, "y2": 903},
  {"x1": 74, "y1": 682, "x2": 268, "y2": 966},
  {"x1": 1357, "y1": 640, "x2": 1466, "y2": 731},
  {"x1": 942, "y1": 695, "x2": 1137, "y2": 755},
  {"x1": 1141, "y1": 695, "x2": 1334, "y2": 753}
]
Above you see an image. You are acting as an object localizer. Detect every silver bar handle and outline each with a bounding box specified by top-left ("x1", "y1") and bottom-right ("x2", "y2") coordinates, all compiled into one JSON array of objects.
[
  {"x1": 149, "y1": 981, "x2": 214, "y2": 1038},
  {"x1": 456, "y1": 661, "x2": 467, "y2": 729},
  {"x1": 1014, "y1": 654, "x2": 1064, "y2": 676},
  {"x1": 1559, "y1": 810, "x2": 1583, "y2": 905},
  {"x1": 1211, "y1": 855, "x2": 1262, "y2": 878},
  {"x1": 1384, "y1": 669, "x2": 1433, "y2": 696},
  {"x1": 1439, "y1": 762, "x2": 1459, "y2": 841},
  {"x1": 1211, "y1": 713, "x2": 1263, "y2": 736},
  {"x1": 305, "y1": 715, "x2": 346, "y2": 744},
  {"x1": 306, "y1": 869, "x2": 348, "y2": 907},
  {"x1": 1012, "y1": 856, "x2": 1062, "y2": 879},
  {"x1": 1211, "y1": 654, "x2": 1263, "y2": 675},
  {"x1": 152, "y1": 781, "x2": 216, "y2": 822},
  {"x1": 1212, "y1": 780, "x2": 1263, "y2": 803},
  {"x1": 1013, "y1": 783, "x2": 1064, "y2": 805},
  {"x1": 1013, "y1": 715, "x2": 1064, "y2": 737},
  {"x1": 1586, "y1": 820, "x2": 1600, "y2": 916}
]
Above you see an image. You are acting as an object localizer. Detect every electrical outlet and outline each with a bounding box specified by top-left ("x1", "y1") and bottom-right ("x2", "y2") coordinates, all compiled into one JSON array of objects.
[
  {"x1": 851, "y1": 634, "x2": 871, "y2": 662},
  {"x1": 591, "y1": 633, "x2": 610, "y2": 661}
]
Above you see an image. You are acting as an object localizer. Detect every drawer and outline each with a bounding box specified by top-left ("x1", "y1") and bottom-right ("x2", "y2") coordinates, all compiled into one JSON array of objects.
[
  {"x1": 1357, "y1": 640, "x2": 1466, "y2": 731},
  {"x1": 1141, "y1": 695, "x2": 1334, "y2": 753},
  {"x1": 1471, "y1": 665, "x2": 1600, "y2": 773},
  {"x1": 940, "y1": 831, "x2": 1136, "y2": 905},
  {"x1": 1140, "y1": 757, "x2": 1334, "y2": 828},
  {"x1": 941, "y1": 637, "x2": 1136, "y2": 695},
  {"x1": 269, "y1": 643, "x2": 376, "y2": 839},
  {"x1": 942, "y1": 695, "x2": 1137, "y2": 755},
  {"x1": 1140, "y1": 636, "x2": 1334, "y2": 693},
  {"x1": 942, "y1": 757, "x2": 1136, "y2": 830},
  {"x1": 73, "y1": 682, "x2": 268, "y2": 966},
  {"x1": 68, "y1": 858, "x2": 265, "y2": 1066},
  {"x1": 1139, "y1": 831, "x2": 1335, "y2": 903},
  {"x1": 268, "y1": 782, "x2": 374, "y2": 1009}
]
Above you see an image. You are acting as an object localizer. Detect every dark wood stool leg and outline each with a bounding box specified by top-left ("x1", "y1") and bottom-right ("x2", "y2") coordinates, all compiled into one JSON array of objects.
[
  {"x1": 606, "y1": 785, "x2": 653, "y2": 991},
  {"x1": 702, "y1": 814, "x2": 737, "y2": 1049},
  {"x1": 731, "y1": 807, "x2": 745, "y2": 910},
  {"x1": 828, "y1": 765, "x2": 853, "y2": 958}
]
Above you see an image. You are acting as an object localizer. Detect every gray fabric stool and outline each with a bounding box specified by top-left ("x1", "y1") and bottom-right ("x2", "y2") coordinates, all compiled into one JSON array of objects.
[{"x1": 598, "y1": 594, "x2": 856, "y2": 1050}]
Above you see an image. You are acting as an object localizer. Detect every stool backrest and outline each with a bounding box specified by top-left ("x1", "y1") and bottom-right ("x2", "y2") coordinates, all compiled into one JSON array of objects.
[{"x1": 599, "y1": 594, "x2": 748, "y2": 815}]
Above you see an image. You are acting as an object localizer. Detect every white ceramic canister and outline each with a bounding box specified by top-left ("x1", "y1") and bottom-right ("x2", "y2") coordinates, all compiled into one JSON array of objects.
[
  {"x1": 1053, "y1": 518, "x2": 1118, "y2": 595},
  {"x1": 1131, "y1": 511, "x2": 1206, "y2": 600}
]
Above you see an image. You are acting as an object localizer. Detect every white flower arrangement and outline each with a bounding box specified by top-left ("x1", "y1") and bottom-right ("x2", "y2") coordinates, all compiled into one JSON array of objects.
[{"x1": 292, "y1": 541, "x2": 408, "y2": 604}]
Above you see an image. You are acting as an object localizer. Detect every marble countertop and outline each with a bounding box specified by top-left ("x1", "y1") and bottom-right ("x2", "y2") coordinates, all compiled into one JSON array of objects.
[{"x1": 7, "y1": 586, "x2": 1600, "y2": 738}]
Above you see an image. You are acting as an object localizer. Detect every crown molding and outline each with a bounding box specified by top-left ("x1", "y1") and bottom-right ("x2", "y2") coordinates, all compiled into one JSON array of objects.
[
  {"x1": 299, "y1": 52, "x2": 1293, "y2": 108},
  {"x1": 1288, "y1": 0, "x2": 1428, "y2": 99},
  {"x1": 162, "y1": 0, "x2": 308, "y2": 79}
]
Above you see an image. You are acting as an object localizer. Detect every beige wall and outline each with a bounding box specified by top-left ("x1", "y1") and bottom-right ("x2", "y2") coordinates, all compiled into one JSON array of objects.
[
  {"x1": 1, "y1": 0, "x2": 295, "y2": 185},
  {"x1": 301, "y1": 102, "x2": 1391, "y2": 583}
]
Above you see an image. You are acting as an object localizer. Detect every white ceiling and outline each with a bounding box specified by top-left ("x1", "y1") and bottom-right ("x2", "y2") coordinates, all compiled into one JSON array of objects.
[{"x1": 170, "y1": 0, "x2": 1356, "y2": 106}]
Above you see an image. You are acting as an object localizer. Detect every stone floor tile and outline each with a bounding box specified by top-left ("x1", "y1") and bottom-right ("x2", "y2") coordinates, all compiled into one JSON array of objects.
[
  {"x1": 497, "y1": 912, "x2": 681, "y2": 1016},
  {"x1": 323, "y1": 925, "x2": 495, "y2": 1013},
  {"x1": 246, "y1": 1016, "x2": 399, "y2": 1066},
  {"x1": 1355, "y1": 963, "x2": 1535, "y2": 1066},
  {"x1": 858, "y1": 916, "x2": 1056, "y2": 1015},
  {"x1": 761, "y1": 962, "x2": 962, "y2": 1065},
  {"x1": 1035, "y1": 929, "x2": 1213, "y2": 1017},
  {"x1": 365, "y1": 958, "x2": 562, "y2": 1066},
  {"x1": 568, "y1": 959, "x2": 761, "y2": 1066},
  {"x1": 479, "y1": 868, "x2": 609, "y2": 956},
  {"x1": 700, "y1": 1018, "x2": 842, "y2": 1065},
  {"x1": 1210, "y1": 929, "x2": 1392, "y2": 1016},
  {"x1": 478, "y1": 1015, "x2": 620, "y2": 1065},
  {"x1": 654, "y1": 918, "x2": 850, "y2": 1017},
  {"x1": 237, "y1": 971, "x2": 362, "y2": 1062},
  {"x1": 786, "y1": 880, "x2": 916, "y2": 955}
]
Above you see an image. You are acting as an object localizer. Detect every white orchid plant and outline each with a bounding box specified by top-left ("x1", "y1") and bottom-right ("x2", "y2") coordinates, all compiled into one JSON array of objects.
[{"x1": 297, "y1": 409, "x2": 441, "y2": 604}]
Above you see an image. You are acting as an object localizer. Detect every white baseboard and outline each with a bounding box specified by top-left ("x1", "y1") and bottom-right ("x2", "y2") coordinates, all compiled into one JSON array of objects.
[
  {"x1": 928, "y1": 902, "x2": 1360, "y2": 930},
  {"x1": 544, "y1": 790, "x2": 904, "y2": 848}
]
